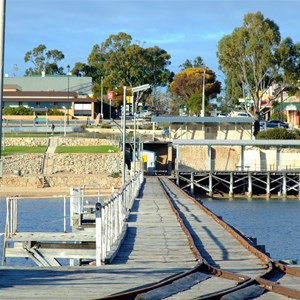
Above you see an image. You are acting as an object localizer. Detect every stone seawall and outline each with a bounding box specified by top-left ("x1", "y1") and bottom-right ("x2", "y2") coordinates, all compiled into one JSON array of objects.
[{"x1": 0, "y1": 138, "x2": 122, "y2": 190}]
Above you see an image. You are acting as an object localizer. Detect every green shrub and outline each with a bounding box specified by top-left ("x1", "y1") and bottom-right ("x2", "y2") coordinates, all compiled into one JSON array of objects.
[
  {"x1": 3, "y1": 106, "x2": 33, "y2": 115},
  {"x1": 48, "y1": 109, "x2": 64, "y2": 115},
  {"x1": 257, "y1": 128, "x2": 298, "y2": 140}
]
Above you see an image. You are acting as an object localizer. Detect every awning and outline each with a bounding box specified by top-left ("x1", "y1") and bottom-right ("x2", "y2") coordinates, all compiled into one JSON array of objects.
[{"x1": 275, "y1": 102, "x2": 300, "y2": 111}]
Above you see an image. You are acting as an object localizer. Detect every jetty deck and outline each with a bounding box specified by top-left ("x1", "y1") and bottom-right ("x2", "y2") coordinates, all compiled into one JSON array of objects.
[{"x1": 1, "y1": 177, "x2": 299, "y2": 299}]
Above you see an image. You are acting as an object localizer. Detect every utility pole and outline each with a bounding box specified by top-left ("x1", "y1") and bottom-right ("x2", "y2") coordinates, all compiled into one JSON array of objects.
[
  {"x1": 101, "y1": 76, "x2": 103, "y2": 120},
  {"x1": 0, "y1": 0, "x2": 6, "y2": 177},
  {"x1": 201, "y1": 69, "x2": 206, "y2": 117}
]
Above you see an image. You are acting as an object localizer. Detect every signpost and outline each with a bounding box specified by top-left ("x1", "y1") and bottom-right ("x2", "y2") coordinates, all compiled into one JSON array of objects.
[{"x1": 107, "y1": 90, "x2": 114, "y2": 119}]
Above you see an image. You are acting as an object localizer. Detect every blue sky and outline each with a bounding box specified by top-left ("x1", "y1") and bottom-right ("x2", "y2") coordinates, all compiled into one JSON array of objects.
[{"x1": 4, "y1": 0, "x2": 300, "y2": 82}]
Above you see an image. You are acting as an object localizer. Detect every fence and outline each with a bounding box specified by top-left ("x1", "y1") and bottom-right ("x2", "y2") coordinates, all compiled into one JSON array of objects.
[{"x1": 3, "y1": 171, "x2": 144, "y2": 266}]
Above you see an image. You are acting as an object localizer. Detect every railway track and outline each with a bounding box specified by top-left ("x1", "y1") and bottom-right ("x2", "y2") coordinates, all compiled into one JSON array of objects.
[{"x1": 101, "y1": 177, "x2": 300, "y2": 300}]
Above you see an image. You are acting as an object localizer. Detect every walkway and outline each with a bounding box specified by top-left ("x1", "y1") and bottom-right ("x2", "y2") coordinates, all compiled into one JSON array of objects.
[{"x1": 0, "y1": 177, "x2": 196, "y2": 299}]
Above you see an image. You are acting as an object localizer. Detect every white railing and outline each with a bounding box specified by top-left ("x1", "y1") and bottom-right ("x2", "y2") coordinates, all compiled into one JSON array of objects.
[
  {"x1": 95, "y1": 171, "x2": 143, "y2": 265},
  {"x1": 3, "y1": 171, "x2": 144, "y2": 267}
]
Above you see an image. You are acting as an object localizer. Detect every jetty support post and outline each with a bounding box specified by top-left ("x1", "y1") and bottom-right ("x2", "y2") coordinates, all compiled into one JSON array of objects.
[
  {"x1": 190, "y1": 172, "x2": 194, "y2": 195},
  {"x1": 282, "y1": 172, "x2": 287, "y2": 198},
  {"x1": 207, "y1": 171, "x2": 213, "y2": 198},
  {"x1": 266, "y1": 172, "x2": 271, "y2": 199},
  {"x1": 247, "y1": 172, "x2": 252, "y2": 198},
  {"x1": 229, "y1": 172, "x2": 234, "y2": 198},
  {"x1": 95, "y1": 202, "x2": 102, "y2": 266}
]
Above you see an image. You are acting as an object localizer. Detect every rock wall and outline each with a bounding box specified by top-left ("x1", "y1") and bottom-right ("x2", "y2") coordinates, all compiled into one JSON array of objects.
[{"x1": 1, "y1": 138, "x2": 121, "y2": 189}]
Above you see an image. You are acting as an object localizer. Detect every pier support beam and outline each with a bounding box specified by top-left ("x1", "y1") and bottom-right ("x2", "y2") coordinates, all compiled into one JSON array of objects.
[
  {"x1": 282, "y1": 172, "x2": 287, "y2": 198},
  {"x1": 229, "y1": 172, "x2": 234, "y2": 198},
  {"x1": 207, "y1": 171, "x2": 213, "y2": 197},
  {"x1": 247, "y1": 172, "x2": 252, "y2": 198},
  {"x1": 190, "y1": 172, "x2": 194, "y2": 195},
  {"x1": 266, "y1": 172, "x2": 271, "y2": 199}
]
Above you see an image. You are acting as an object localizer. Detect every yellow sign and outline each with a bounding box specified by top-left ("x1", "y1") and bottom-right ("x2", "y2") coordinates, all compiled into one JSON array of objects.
[
  {"x1": 142, "y1": 155, "x2": 148, "y2": 162},
  {"x1": 126, "y1": 96, "x2": 133, "y2": 103}
]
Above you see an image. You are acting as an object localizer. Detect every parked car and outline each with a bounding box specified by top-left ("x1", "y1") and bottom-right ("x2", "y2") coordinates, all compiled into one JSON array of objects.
[
  {"x1": 228, "y1": 111, "x2": 251, "y2": 117},
  {"x1": 217, "y1": 113, "x2": 228, "y2": 117},
  {"x1": 135, "y1": 110, "x2": 152, "y2": 118},
  {"x1": 259, "y1": 120, "x2": 289, "y2": 129}
]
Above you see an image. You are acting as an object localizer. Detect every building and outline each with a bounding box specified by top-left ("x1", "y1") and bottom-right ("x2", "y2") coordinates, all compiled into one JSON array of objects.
[
  {"x1": 3, "y1": 76, "x2": 97, "y2": 119},
  {"x1": 152, "y1": 116, "x2": 255, "y2": 140}
]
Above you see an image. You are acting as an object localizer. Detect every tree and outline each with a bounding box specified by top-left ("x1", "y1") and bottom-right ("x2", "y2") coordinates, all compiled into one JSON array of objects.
[
  {"x1": 217, "y1": 11, "x2": 300, "y2": 120},
  {"x1": 24, "y1": 44, "x2": 65, "y2": 76},
  {"x1": 170, "y1": 67, "x2": 221, "y2": 115},
  {"x1": 179, "y1": 56, "x2": 205, "y2": 71},
  {"x1": 87, "y1": 32, "x2": 174, "y2": 106}
]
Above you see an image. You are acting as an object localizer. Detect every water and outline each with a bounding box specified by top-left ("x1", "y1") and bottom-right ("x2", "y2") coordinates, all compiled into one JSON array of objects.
[
  {"x1": 0, "y1": 198, "x2": 71, "y2": 266},
  {"x1": 201, "y1": 198, "x2": 300, "y2": 264},
  {"x1": 0, "y1": 197, "x2": 299, "y2": 266}
]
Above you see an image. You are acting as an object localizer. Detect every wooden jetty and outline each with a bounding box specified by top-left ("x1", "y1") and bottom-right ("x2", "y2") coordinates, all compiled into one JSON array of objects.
[{"x1": 1, "y1": 176, "x2": 299, "y2": 299}]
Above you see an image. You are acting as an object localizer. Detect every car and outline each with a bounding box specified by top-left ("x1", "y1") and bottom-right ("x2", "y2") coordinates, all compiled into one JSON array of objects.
[
  {"x1": 135, "y1": 110, "x2": 152, "y2": 118},
  {"x1": 259, "y1": 120, "x2": 289, "y2": 129},
  {"x1": 217, "y1": 113, "x2": 228, "y2": 117}
]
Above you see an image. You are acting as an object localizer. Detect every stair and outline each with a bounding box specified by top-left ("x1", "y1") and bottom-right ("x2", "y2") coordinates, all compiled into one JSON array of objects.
[{"x1": 38, "y1": 176, "x2": 50, "y2": 188}]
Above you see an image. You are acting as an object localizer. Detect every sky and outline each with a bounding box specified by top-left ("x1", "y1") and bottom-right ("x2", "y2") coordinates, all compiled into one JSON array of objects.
[{"x1": 4, "y1": 0, "x2": 300, "y2": 83}]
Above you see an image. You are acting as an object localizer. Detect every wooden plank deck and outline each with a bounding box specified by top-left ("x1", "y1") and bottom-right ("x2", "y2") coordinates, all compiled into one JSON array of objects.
[
  {"x1": 0, "y1": 177, "x2": 197, "y2": 299},
  {"x1": 0, "y1": 177, "x2": 298, "y2": 299}
]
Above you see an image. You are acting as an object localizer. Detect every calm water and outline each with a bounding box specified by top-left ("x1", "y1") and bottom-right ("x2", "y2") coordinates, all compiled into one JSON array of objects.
[
  {"x1": 0, "y1": 197, "x2": 299, "y2": 266},
  {"x1": 0, "y1": 198, "x2": 71, "y2": 266},
  {"x1": 202, "y1": 198, "x2": 300, "y2": 263}
]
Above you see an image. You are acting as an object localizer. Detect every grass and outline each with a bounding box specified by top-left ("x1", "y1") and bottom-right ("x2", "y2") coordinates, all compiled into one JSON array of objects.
[
  {"x1": 4, "y1": 133, "x2": 50, "y2": 138},
  {"x1": 55, "y1": 145, "x2": 119, "y2": 153},
  {"x1": 2, "y1": 146, "x2": 47, "y2": 155}
]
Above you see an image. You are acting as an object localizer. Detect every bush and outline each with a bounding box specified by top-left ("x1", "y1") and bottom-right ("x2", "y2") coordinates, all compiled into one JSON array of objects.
[
  {"x1": 257, "y1": 128, "x2": 298, "y2": 140},
  {"x1": 48, "y1": 109, "x2": 64, "y2": 116},
  {"x1": 3, "y1": 106, "x2": 33, "y2": 115}
]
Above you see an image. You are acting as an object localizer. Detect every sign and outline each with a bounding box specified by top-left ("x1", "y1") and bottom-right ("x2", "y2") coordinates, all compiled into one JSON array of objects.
[
  {"x1": 285, "y1": 104, "x2": 297, "y2": 111},
  {"x1": 107, "y1": 90, "x2": 114, "y2": 100}
]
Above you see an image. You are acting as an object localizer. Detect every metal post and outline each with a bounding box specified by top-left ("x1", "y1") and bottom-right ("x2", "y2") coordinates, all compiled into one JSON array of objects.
[
  {"x1": 122, "y1": 86, "x2": 127, "y2": 186},
  {"x1": 95, "y1": 202, "x2": 102, "y2": 266},
  {"x1": 63, "y1": 196, "x2": 67, "y2": 233},
  {"x1": 67, "y1": 65, "x2": 70, "y2": 125},
  {"x1": 0, "y1": 0, "x2": 6, "y2": 166},
  {"x1": 201, "y1": 69, "x2": 206, "y2": 117},
  {"x1": 133, "y1": 112, "x2": 136, "y2": 174},
  {"x1": 101, "y1": 76, "x2": 103, "y2": 120},
  {"x1": 248, "y1": 172, "x2": 252, "y2": 198},
  {"x1": 63, "y1": 107, "x2": 66, "y2": 137}
]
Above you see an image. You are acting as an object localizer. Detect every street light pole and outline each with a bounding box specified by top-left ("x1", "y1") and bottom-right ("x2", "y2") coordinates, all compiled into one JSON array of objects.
[
  {"x1": 100, "y1": 76, "x2": 103, "y2": 120},
  {"x1": 122, "y1": 86, "x2": 127, "y2": 186},
  {"x1": 67, "y1": 64, "x2": 70, "y2": 125},
  {"x1": 131, "y1": 84, "x2": 150, "y2": 174},
  {"x1": 0, "y1": 0, "x2": 6, "y2": 177},
  {"x1": 201, "y1": 69, "x2": 206, "y2": 117}
]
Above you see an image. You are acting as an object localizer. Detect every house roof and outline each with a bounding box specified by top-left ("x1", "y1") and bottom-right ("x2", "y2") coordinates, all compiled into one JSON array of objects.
[
  {"x1": 173, "y1": 139, "x2": 300, "y2": 147},
  {"x1": 152, "y1": 116, "x2": 255, "y2": 124},
  {"x1": 4, "y1": 76, "x2": 93, "y2": 95}
]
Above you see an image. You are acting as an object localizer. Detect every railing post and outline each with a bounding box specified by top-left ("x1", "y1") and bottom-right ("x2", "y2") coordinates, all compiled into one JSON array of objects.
[
  {"x1": 63, "y1": 196, "x2": 67, "y2": 233},
  {"x1": 95, "y1": 202, "x2": 102, "y2": 266}
]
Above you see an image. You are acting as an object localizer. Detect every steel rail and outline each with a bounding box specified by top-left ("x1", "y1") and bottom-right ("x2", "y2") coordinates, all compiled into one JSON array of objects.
[
  {"x1": 165, "y1": 177, "x2": 300, "y2": 299},
  {"x1": 98, "y1": 177, "x2": 300, "y2": 299}
]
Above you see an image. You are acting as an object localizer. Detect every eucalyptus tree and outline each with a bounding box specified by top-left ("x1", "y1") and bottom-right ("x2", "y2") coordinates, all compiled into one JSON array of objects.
[
  {"x1": 179, "y1": 56, "x2": 205, "y2": 71},
  {"x1": 24, "y1": 44, "x2": 65, "y2": 76},
  {"x1": 170, "y1": 67, "x2": 221, "y2": 115},
  {"x1": 217, "y1": 11, "x2": 300, "y2": 119},
  {"x1": 87, "y1": 32, "x2": 173, "y2": 106}
]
